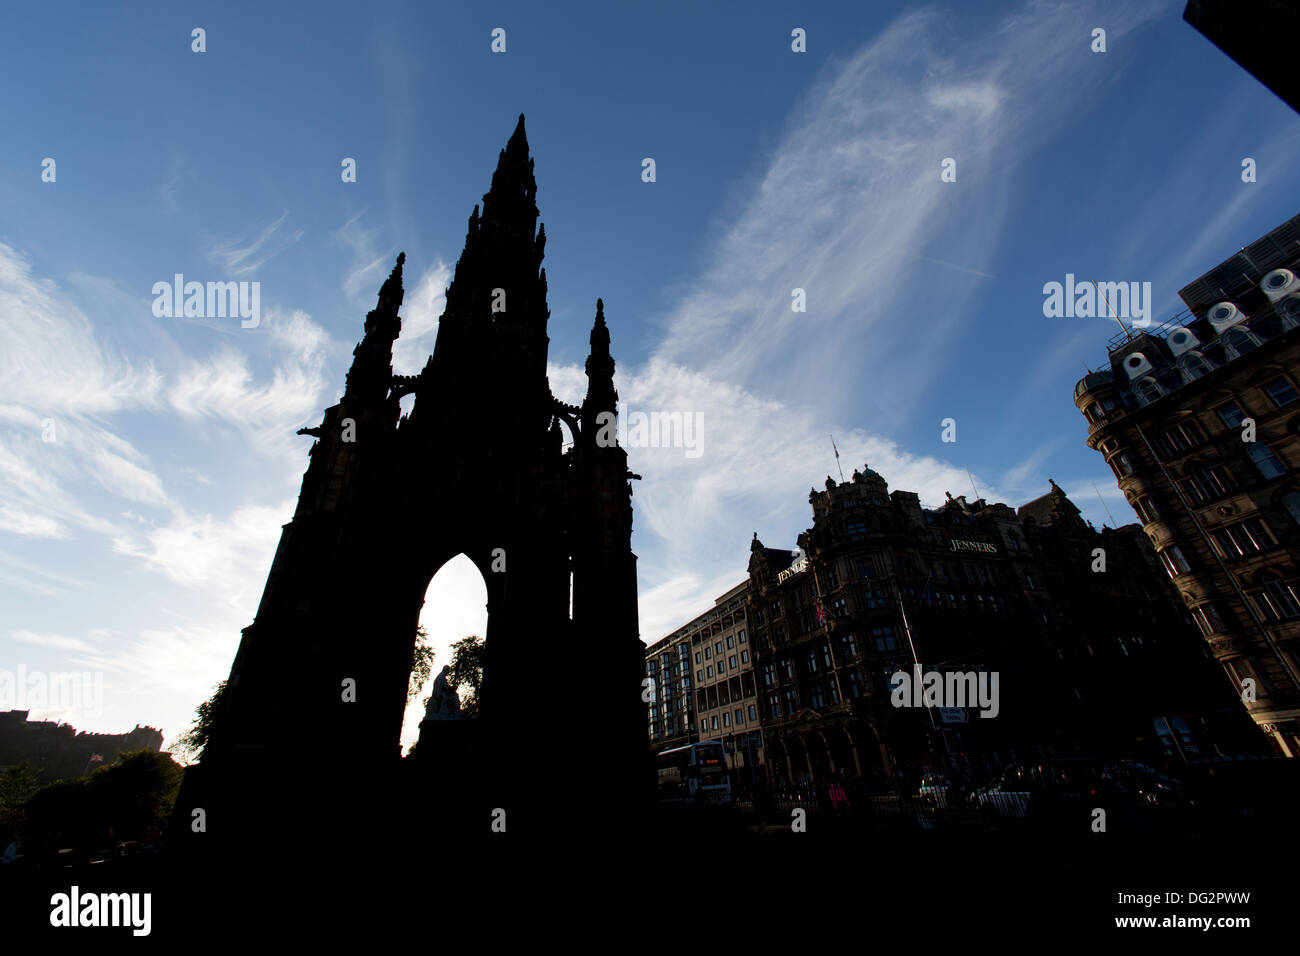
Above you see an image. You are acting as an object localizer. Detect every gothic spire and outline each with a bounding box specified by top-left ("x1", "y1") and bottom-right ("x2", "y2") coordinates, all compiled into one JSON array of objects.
[
  {"x1": 344, "y1": 253, "x2": 405, "y2": 402},
  {"x1": 582, "y1": 299, "x2": 617, "y2": 439}
]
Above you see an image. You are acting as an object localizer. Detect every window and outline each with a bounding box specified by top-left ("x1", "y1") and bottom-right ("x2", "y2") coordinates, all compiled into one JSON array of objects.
[
  {"x1": 1106, "y1": 450, "x2": 1134, "y2": 479},
  {"x1": 748, "y1": 705, "x2": 756, "y2": 721},
  {"x1": 1157, "y1": 419, "x2": 1206, "y2": 456},
  {"x1": 728, "y1": 655, "x2": 736, "y2": 669},
  {"x1": 1211, "y1": 518, "x2": 1275, "y2": 558},
  {"x1": 832, "y1": 597, "x2": 848, "y2": 618},
  {"x1": 715, "y1": 642, "x2": 723, "y2": 655},
  {"x1": 704, "y1": 647, "x2": 711, "y2": 660},
  {"x1": 1157, "y1": 545, "x2": 1191, "y2": 577},
  {"x1": 1223, "y1": 329, "x2": 1259, "y2": 357},
  {"x1": 1132, "y1": 495, "x2": 1160, "y2": 524},
  {"x1": 1179, "y1": 351, "x2": 1215, "y2": 381},
  {"x1": 696, "y1": 669, "x2": 703, "y2": 682},
  {"x1": 1264, "y1": 377, "x2": 1300, "y2": 408},
  {"x1": 740, "y1": 649, "x2": 749, "y2": 664},
  {"x1": 1249, "y1": 443, "x2": 1286, "y2": 479},
  {"x1": 783, "y1": 689, "x2": 797, "y2": 714},
  {"x1": 738, "y1": 629, "x2": 746, "y2": 643},
  {"x1": 767, "y1": 694, "x2": 781, "y2": 718},
  {"x1": 694, "y1": 652, "x2": 700, "y2": 664},
  {"x1": 809, "y1": 684, "x2": 825, "y2": 708},
  {"x1": 1154, "y1": 717, "x2": 1199, "y2": 757},
  {"x1": 722, "y1": 711, "x2": 730, "y2": 727},
  {"x1": 806, "y1": 648, "x2": 819, "y2": 672},
  {"x1": 1181, "y1": 465, "x2": 1237, "y2": 505},
  {"x1": 844, "y1": 520, "x2": 867, "y2": 540},
  {"x1": 1025, "y1": 573, "x2": 1036, "y2": 590},
  {"x1": 1135, "y1": 377, "x2": 1163, "y2": 404},
  {"x1": 1284, "y1": 492, "x2": 1300, "y2": 526},
  {"x1": 1083, "y1": 401, "x2": 1105, "y2": 423},
  {"x1": 1255, "y1": 572, "x2": 1300, "y2": 620},
  {"x1": 1190, "y1": 603, "x2": 1225, "y2": 637},
  {"x1": 762, "y1": 664, "x2": 775, "y2": 686},
  {"x1": 1215, "y1": 400, "x2": 1248, "y2": 430},
  {"x1": 824, "y1": 566, "x2": 840, "y2": 589},
  {"x1": 706, "y1": 665, "x2": 713, "y2": 678},
  {"x1": 872, "y1": 625, "x2": 897, "y2": 652},
  {"x1": 711, "y1": 716, "x2": 718, "y2": 730},
  {"x1": 842, "y1": 632, "x2": 858, "y2": 658},
  {"x1": 1225, "y1": 658, "x2": 1258, "y2": 691},
  {"x1": 858, "y1": 557, "x2": 878, "y2": 579}
]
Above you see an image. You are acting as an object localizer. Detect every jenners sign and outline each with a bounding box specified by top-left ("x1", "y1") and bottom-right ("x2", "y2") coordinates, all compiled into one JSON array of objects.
[
  {"x1": 948, "y1": 539, "x2": 997, "y2": 554},
  {"x1": 777, "y1": 556, "x2": 808, "y2": 584}
]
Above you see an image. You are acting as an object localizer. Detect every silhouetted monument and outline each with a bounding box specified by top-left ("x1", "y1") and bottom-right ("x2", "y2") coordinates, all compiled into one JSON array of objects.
[{"x1": 173, "y1": 116, "x2": 650, "y2": 854}]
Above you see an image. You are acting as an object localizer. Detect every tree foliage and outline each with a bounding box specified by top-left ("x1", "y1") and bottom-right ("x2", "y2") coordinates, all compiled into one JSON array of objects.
[
  {"x1": 408, "y1": 624, "x2": 435, "y2": 705},
  {"x1": 19, "y1": 750, "x2": 183, "y2": 859},
  {"x1": 448, "y1": 634, "x2": 485, "y2": 718},
  {"x1": 0, "y1": 762, "x2": 42, "y2": 829},
  {"x1": 172, "y1": 679, "x2": 228, "y2": 763}
]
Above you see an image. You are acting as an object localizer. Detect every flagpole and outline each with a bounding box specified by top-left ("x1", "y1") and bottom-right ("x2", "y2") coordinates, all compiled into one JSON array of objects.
[{"x1": 830, "y1": 435, "x2": 844, "y2": 483}]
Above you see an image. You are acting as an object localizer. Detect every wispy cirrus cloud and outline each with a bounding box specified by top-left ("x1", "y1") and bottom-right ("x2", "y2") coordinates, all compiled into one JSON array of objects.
[
  {"x1": 204, "y1": 211, "x2": 304, "y2": 276},
  {"x1": 654, "y1": 0, "x2": 1165, "y2": 422}
]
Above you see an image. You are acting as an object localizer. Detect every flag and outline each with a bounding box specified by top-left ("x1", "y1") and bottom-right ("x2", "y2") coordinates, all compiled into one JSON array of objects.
[
  {"x1": 816, "y1": 602, "x2": 827, "y2": 625},
  {"x1": 88, "y1": 754, "x2": 102, "y2": 763}
]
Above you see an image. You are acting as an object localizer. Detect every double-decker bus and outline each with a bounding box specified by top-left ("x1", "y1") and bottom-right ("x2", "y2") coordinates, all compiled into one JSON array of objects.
[{"x1": 656, "y1": 741, "x2": 733, "y2": 805}]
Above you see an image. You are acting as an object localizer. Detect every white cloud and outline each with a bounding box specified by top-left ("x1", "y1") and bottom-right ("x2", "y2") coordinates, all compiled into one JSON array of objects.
[
  {"x1": 0, "y1": 505, "x2": 67, "y2": 539},
  {"x1": 111, "y1": 499, "x2": 292, "y2": 615},
  {"x1": 205, "y1": 211, "x2": 304, "y2": 276},
  {"x1": 166, "y1": 307, "x2": 333, "y2": 456},
  {"x1": 392, "y1": 261, "x2": 451, "y2": 375}
]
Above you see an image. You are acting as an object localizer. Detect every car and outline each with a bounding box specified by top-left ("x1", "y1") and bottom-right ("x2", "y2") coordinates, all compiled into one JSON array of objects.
[
  {"x1": 1102, "y1": 760, "x2": 1187, "y2": 808},
  {"x1": 972, "y1": 759, "x2": 1103, "y2": 819},
  {"x1": 916, "y1": 773, "x2": 953, "y2": 809}
]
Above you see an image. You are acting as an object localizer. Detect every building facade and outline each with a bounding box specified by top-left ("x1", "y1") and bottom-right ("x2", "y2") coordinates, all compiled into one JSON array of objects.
[
  {"x1": 1076, "y1": 214, "x2": 1300, "y2": 755},
  {"x1": 745, "y1": 466, "x2": 1260, "y2": 792},
  {"x1": 645, "y1": 582, "x2": 764, "y2": 784}
]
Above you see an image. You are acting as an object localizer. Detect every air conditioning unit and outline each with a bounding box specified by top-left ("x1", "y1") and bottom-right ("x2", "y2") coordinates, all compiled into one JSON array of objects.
[
  {"x1": 1121, "y1": 350, "x2": 1153, "y2": 380},
  {"x1": 1206, "y1": 301, "x2": 1246, "y2": 333},
  {"x1": 1261, "y1": 269, "x2": 1300, "y2": 302},
  {"x1": 1166, "y1": 326, "x2": 1200, "y2": 357}
]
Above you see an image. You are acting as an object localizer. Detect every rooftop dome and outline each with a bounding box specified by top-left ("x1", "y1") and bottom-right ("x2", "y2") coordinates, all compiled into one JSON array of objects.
[{"x1": 1074, "y1": 369, "x2": 1113, "y2": 399}]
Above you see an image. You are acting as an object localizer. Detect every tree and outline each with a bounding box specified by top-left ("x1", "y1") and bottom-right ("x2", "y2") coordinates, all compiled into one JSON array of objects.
[
  {"x1": 20, "y1": 750, "x2": 183, "y2": 861},
  {"x1": 447, "y1": 634, "x2": 485, "y2": 718},
  {"x1": 408, "y1": 624, "x2": 435, "y2": 705},
  {"x1": 172, "y1": 679, "x2": 228, "y2": 763},
  {"x1": 0, "y1": 762, "x2": 42, "y2": 829}
]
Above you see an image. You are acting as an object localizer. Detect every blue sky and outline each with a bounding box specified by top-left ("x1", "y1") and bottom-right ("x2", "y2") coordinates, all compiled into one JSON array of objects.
[{"x1": 2, "y1": 0, "x2": 1298, "y2": 753}]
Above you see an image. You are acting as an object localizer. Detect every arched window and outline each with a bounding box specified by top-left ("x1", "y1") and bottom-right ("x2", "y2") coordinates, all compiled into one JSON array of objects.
[
  {"x1": 1284, "y1": 491, "x2": 1300, "y2": 526},
  {"x1": 1249, "y1": 442, "x2": 1286, "y2": 479},
  {"x1": 1223, "y1": 329, "x2": 1260, "y2": 358},
  {"x1": 1135, "y1": 377, "x2": 1163, "y2": 405},
  {"x1": 1178, "y1": 351, "x2": 1215, "y2": 382}
]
